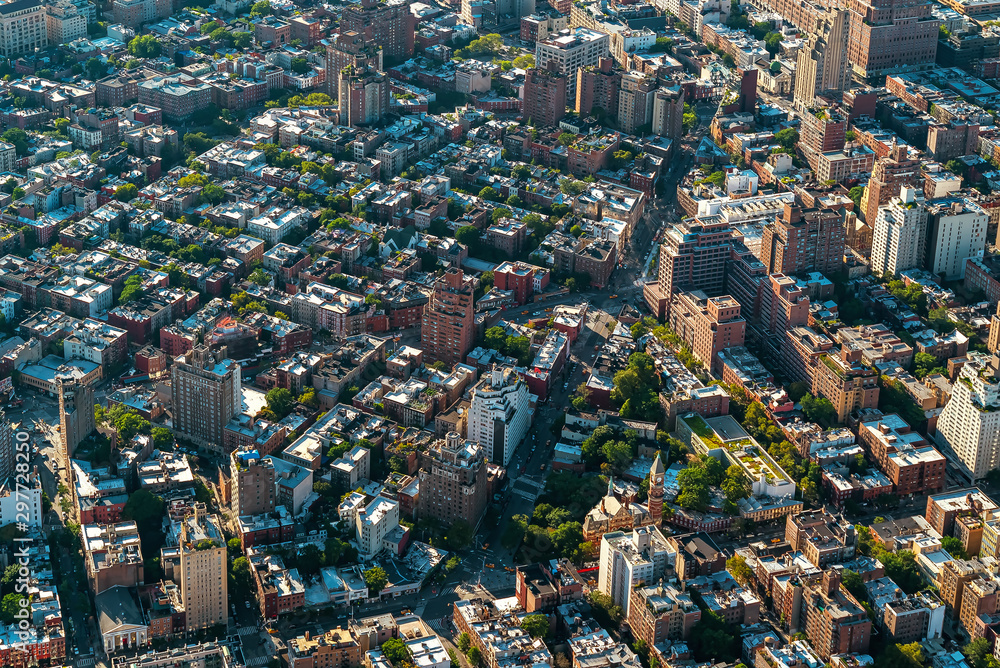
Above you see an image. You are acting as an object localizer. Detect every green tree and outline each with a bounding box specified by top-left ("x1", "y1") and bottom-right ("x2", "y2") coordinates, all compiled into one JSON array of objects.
[
  {"x1": 775, "y1": 128, "x2": 799, "y2": 149},
  {"x1": 119, "y1": 274, "x2": 144, "y2": 303},
  {"x1": 250, "y1": 0, "x2": 271, "y2": 15},
  {"x1": 726, "y1": 555, "x2": 752, "y2": 586},
  {"x1": 151, "y1": 427, "x2": 173, "y2": 449},
  {"x1": 115, "y1": 183, "x2": 138, "y2": 202},
  {"x1": 942, "y1": 536, "x2": 968, "y2": 559},
  {"x1": 123, "y1": 489, "x2": 164, "y2": 525},
  {"x1": 965, "y1": 639, "x2": 993, "y2": 668},
  {"x1": 521, "y1": 614, "x2": 550, "y2": 638},
  {"x1": 801, "y1": 394, "x2": 837, "y2": 426},
  {"x1": 249, "y1": 267, "x2": 270, "y2": 286},
  {"x1": 512, "y1": 54, "x2": 535, "y2": 69},
  {"x1": 382, "y1": 638, "x2": 410, "y2": 666},
  {"x1": 128, "y1": 34, "x2": 161, "y2": 58},
  {"x1": 478, "y1": 186, "x2": 500, "y2": 201},
  {"x1": 0, "y1": 592, "x2": 27, "y2": 625},
  {"x1": 363, "y1": 566, "x2": 388, "y2": 596},
  {"x1": 265, "y1": 388, "x2": 295, "y2": 418},
  {"x1": 456, "y1": 225, "x2": 481, "y2": 247},
  {"x1": 467, "y1": 647, "x2": 483, "y2": 666},
  {"x1": 458, "y1": 633, "x2": 472, "y2": 653},
  {"x1": 2, "y1": 128, "x2": 27, "y2": 156}
]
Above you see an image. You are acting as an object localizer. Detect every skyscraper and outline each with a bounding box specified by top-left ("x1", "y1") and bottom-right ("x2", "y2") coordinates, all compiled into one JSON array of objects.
[
  {"x1": 643, "y1": 216, "x2": 731, "y2": 320},
  {"x1": 340, "y1": 0, "x2": 415, "y2": 61},
  {"x1": 861, "y1": 144, "x2": 921, "y2": 223},
  {"x1": 325, "y1": 31, "x2": 383, "y2": 99},
  {"x1": 793, "y1": 9, "x2": 848, "y2": 109},
  {"x1": 58, "y1": 376, "x2": 94, "y2": 460},
  {"x1": 421, "y1": 268, "x2": 475, "y2": 366},
  {"x1": 165, "y1": 503, "x2": 228, "y2": 631},
  {"x1": 338, "y1": 64, "x2": 389, "y2": 128},
  {"x1": 925, "y1": 198, "x2": 988, "y2": 281},
  {"x1": 535, "y1": 27, "x2": 611, "y2": 100},
  {"x1": 871, "y1": 186, "x2": 928, "y2": 277},
  {"x1": 230, "y1": 446, "x2": 276, "y2": 518},
  {"x1": 618, "y1": 71, "x2": 655, "y2": 135},
  {"x1": 523, "y1": 66, "x2": 567, "y2": 128},
  {"x1": 417, "y1": 432, "x2": 489, "y2": 525},
  {"x1": 467, "y1": 367, "x2": 532, "y2": 466},
  {"x1": 648, "y1": 453, "x2": 664, "y2": 527},
  {"x1": 761, "y1": 203, "x2": 845, "y2": 276},
  {"x1": 576, "y1": 58, "x2": 621, "y2": 118},
  {"x1": 846, "y1": 0, "x2": 940, "y2": 81},
  {"x1": 935, "y1": 353, "x2": 1000, "y2": 482},
  {"x1": 651, "y1": 86, "x2": 684, "y2": 139},
  {"x1": 171, "y1": 345, "x2": 241, "y2": 451}
]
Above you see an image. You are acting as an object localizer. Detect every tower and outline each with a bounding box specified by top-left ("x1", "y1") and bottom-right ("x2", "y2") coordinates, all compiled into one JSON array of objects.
[
  {"x1": 648, "y1": 453, "x2": 664, "y2": 526},
  {"x1": 58, "y1": 376, "x2": 94, "y2": 460}
]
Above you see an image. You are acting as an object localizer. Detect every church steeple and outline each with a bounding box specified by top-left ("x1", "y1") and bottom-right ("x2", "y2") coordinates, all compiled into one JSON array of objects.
[{"x1": 648, "y1": 453, "x2": 664, "y2": 526}]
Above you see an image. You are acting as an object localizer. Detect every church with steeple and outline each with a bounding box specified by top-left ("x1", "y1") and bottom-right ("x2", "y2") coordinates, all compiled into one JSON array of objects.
[{"x1": 582, "y1": 454, "x2": 665, "y2": 542}]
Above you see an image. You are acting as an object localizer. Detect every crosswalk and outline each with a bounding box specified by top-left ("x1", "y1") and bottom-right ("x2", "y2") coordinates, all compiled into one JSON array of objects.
[
  {"x1": 243, "y1": 655, "x2": 271, "y2": 667},
  {"x1": 237, "y1": 626, "x2": 260, "y2": 637},
  {"x1": 77, "y1": 658, "x2": 96, "y2": 667}
]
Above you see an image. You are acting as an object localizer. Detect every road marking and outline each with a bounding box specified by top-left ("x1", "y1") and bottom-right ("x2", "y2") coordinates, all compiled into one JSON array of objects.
[{"x1": 244, "y1": 656, "x2": 272, "y2": 667}]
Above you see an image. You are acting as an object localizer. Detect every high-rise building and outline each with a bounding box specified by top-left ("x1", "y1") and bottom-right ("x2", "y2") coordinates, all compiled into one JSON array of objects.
[
  {"x1": 761, "y1": 203, "x2": 845, "y2": 276},
  {"x1": 340, "y1": 0, "x2": 415, "y2": 61},
  {"x1": 163, "y1": 503, "x2": 228, "y2": 631},
  {"x1": 652, "y1": 86, "x2": 684, "y2": 139},
  {"x1": 535, "y1": 27, "x2": 611, "y2": 99},
  {"x1": 989, "y1": 305, "x2": 1000, "y2": 355},
  {"x1": 846, "y1": 0, "x2": 940, "y2": 81},
  {"x1": 871, "y1": 186, "x2": 928, "y2": 277},
  {"x1": 799, "y1": 568, "x2": 871, "y2": 658},
  {"x1": 230, "y1": 446, "x2": 276, "y2": 519},
  {"x1": 647, "y1": 453, "x2": 664, "y2": 527},
  {"x1": 935, "y1": 353, "x2": 1000, "y2": 481},
  {"x1": 421, "y1": 268, "x2": 475, "y2": 366},
  {"x1": 0, "y1": 0, "x2": 48, "y2": 57},
  {"x1": 598, "y1": 526, "x2": 673, "y2": 615},
  {"x1": 325, "y1": 31, "x2": 383, "y2": 99},
  {"x1": 618, "y1": 71, "x2": 655, "y2": 135},
  {"x1": 467, "y1": 367, "x2": 532, "y2": 466},
  {"x1": 523, "y1": 66, "x2": 568, "y2": 128},
  {"x1": 355, "y1": 495, "x2": 399, "y2": 558},
  {"x1": 793, "y1": 9, "x2": 848, "y2": 109},
  {"x1": 59, "y1": 376, "x2": 94, "y2": 460},
  {"x1": 45, "y1": 0, "x2": 86, "y2": 45},
  {"x1": 668, "y1": 291, "x2": 745, "y2": 375},
  {"x1": 416, "y1": 432, "x2": 489, "y2": 526},
  {"x1": 576, "y1": 58, "x2": 621, "y2": 118},
  {"x1": 0, "y1": 417, "x2": 10, "y2": 484},
  {"x1": 171, "y1": 345, "x2": 241, "y2": 451},
  {"x1": 861, "y1": 144, "x2": 921, "y2": 223},
  {"x1": 643, "y1": 216, "x2": 731, "y2": 320},
  {"x1": 799, "y1": 105, "x2": 848, "y2": 155},
  {"x1": 628, "y1": 581, "x2": 701, "y2": 645},
  {"x1": 925, "y1": 198, "x2": 988, "y2": 281},
  {"x1": 338, "y1": 64, "x2": 389, "y2": 128}
]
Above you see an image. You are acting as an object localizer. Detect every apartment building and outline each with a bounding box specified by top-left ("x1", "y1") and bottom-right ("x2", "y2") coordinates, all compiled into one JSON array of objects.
[
  {"x1": 793, "y1": 9, "x2": 848, "y2": 108},
  {"x1": 761, "y1": 204, "x2": 845, "y2": 276},
  {"x1": 355, "y1": 496, "x2": 400, "y2": 558},
  {"x1": 799, "y1": 568, "x2": 871, "y2": 658},
  {"x1": 523, "y1": 66, "x2": 567, "y2": 128},
  {"x1": 644, "y1": 216, "x2": 731, "y2": 320},
  {"x1": 59, "y1": 376, "x2": 94, "y2": 459},
  {"x1": 535, "y1": 28, "x2": 610, "y2": 99},
  {"x1": 421, "y1": 268, "x2": 475, "y2": 366},
  {"x1": 858, "y1": 414, "x2": 946, "y2": 495},
  {"x1": 230, "y1": 446, "x2": 276, "y2": 519},
  {"x1": 0, "y1": 0, "x2": 48, "y2": 58},
  {"x1": 416, "y1": 432, "x2": 489, "y2": 526},
  {"x1": 598, "y1": 526, "x2": 673, "y2": 616},
  {"x1": 925, "y1": 488, "x2": 998, "y2": 537},
  {"x1": 846, "y1": 0, "x2": 940, "y2": 80},
  {"x1": 628, "y1": 582, "x2": 701, "y2": 645},
  {"x1": 162, "y1": 503, "x2": 228, "y2": 631},
  {"x1": 618, "y1": 71, "x2": 655, "y2": 135},
  {"x1": 340, "y1": 0, "x2": 415, "y2": 60},
  {"x1": 171, "y1": 345, "x2": 241, "y2": 451},
  {"x1": 45, "y1": 0, "x2": 86, "y2": 44},
  {"x1": 785, "y1": 509, "x2": 857, "y2": 568},
  {"x1": 467, "y1": 367, "x2": 532, "y2": 466},
  {"x1": 925, "y1": 198, "x2": 988, "y2": 281},
  {"x1": 935, "y1": 354, "x2": 1000, "y2": 481},
  {"x1": 137, "y1": 76, "x2": 212, "y2": 124},
  {"x1": 668, "y1": 291, "x2": 745, "y2": 375},
  {"x1": 861, "y1": 144, "x2": 921, "y2": 224},
  {"x1": 82, "y1": 521, "x2": 143, "y2": 594}
]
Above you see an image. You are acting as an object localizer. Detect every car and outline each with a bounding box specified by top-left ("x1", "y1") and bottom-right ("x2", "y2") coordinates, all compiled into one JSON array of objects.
[
  {"x1": 483, "y1": 543, "x2": 490, "y2": 549},
  {"x1": 245, "y1": 601, "x2": 251, "y2": 609},
  {"x1": 521, "y1": 310, "x2": 529, "y2": 314},
  {"x1": 610, "y1": 295, "x2": 618, "y2": 299}
]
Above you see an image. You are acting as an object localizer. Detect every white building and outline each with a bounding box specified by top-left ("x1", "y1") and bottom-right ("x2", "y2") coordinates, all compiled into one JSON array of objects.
[
  {"x1": 0, "y1": 482, "x2": 42, "y2": 527},
  {"x1": 598, "y1": 526, "x2": 674, "y2": 615},
  {"x1": 405, "y1": 634, "x2": 450, "y2": 668},
  {"x1": 926, "y1": 198, "x2": 987, "y2": 280},
  {"x1": 466, "y1": 366, "x2": 532, "y2": 466},
  {"x1": 935, "y1": 353, "x2": 1000, "y2": 481},
  {"x1": 355, "y1": 496, "x2": 400, "y2": 559},
  {"x1": 871, "y1": 186, "x2": 928, "y2": 278},
  {"x1": 535, "y1": 28, "x2": 610, "y2": 98}
]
